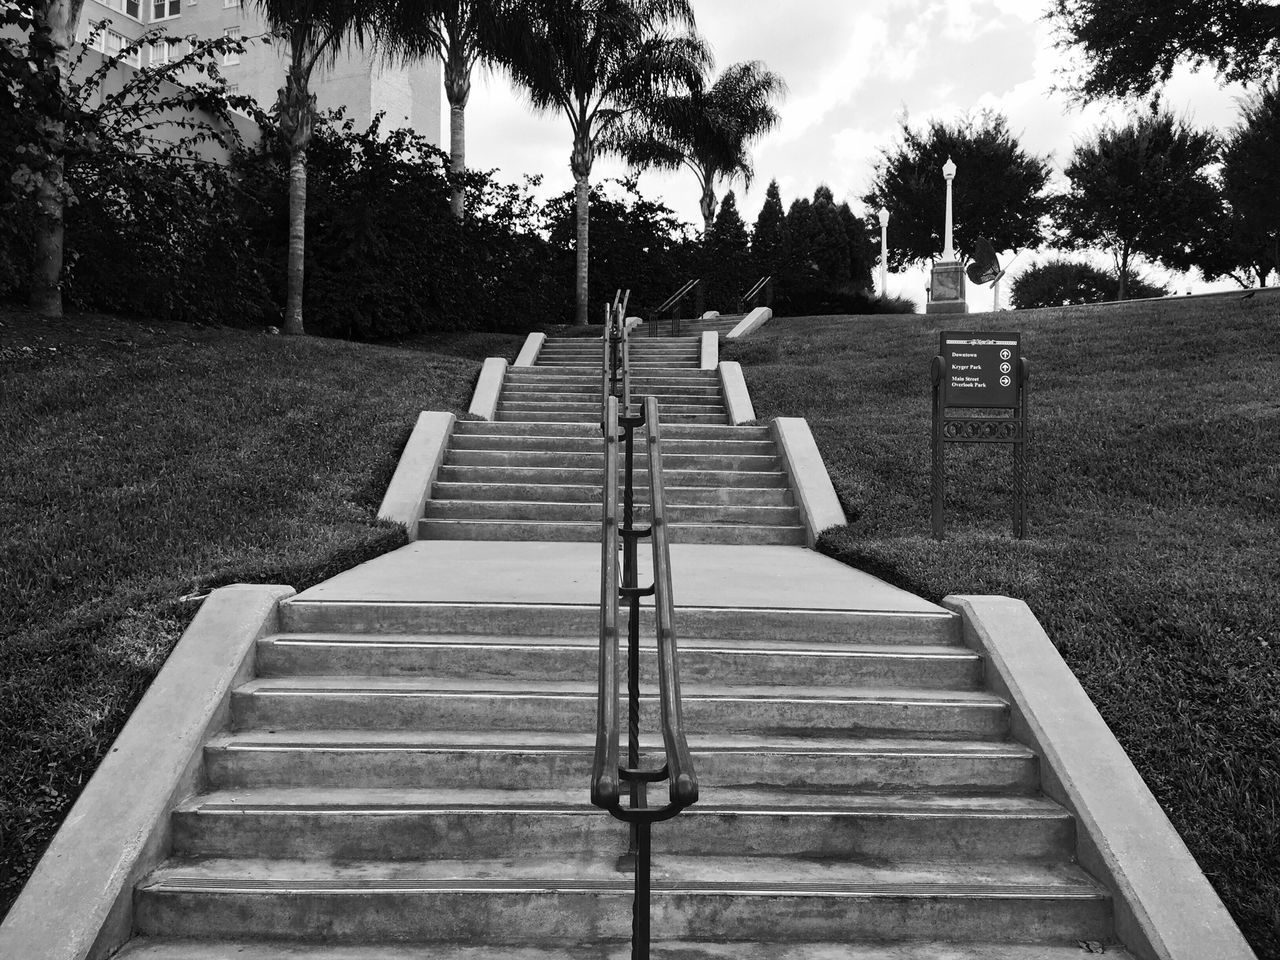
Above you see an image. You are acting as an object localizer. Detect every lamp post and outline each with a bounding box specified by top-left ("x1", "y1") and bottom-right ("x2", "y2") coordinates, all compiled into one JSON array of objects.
[
  {"x1": 877, "y1": 208, "x2": 889, "y2": 299},
  {"x1": 942, "y1": 156, "x2": 956, "y2": 261}
]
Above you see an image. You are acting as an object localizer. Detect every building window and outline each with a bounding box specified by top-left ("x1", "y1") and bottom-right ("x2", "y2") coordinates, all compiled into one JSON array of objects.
[
  {"x1": 151, "y1": 0, "x2": 180, "y2": 21},
  {"x1": 149, "y1": 37, "x2": 182, "y2": 64},
  {"x1": 94, "y1": 28, "x2": 141, "y2": 67},
  {"x1": 99, "y1": 0, "x2": 142, "y2": 20},
  {"x1": 221, "y1": 25, "x2": 240, "y2": 65}
]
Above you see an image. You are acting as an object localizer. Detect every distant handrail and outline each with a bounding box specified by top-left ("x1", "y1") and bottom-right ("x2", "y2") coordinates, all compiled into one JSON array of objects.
[
  {"x1": 592, "y1": 393, "x2": 698, "y2": 956},
  {"x1": 648, "y1": 278, "x2": 703, "y2": 337},
  {"x1": 739, "y1": 275, "x2": 774, "y2": 313}
]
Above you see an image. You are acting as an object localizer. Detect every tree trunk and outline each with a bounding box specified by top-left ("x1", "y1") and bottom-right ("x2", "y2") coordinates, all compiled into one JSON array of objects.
[
  {"x1": 1117, "y1": 245, "x2": 1129, "y2": 301},
  {"x1": 29, "y1": 152, "x2": 65, "y2": 317},
  {"x1": 574, "y1": 172, "x2": 590, "y2": 326},
  {"x1": 444, "y1": 52, "x2": 471, "y2": 220},
  {"x1": 700, "y1": 183, "x2": 717, "y2": 240},
  {"x1": 28, "y1": 0, "x2": 88, "y2": 318},
  {"x1": 450, "y1": 102, "x2": 466, "y2": 219},
  {"x1": 284, "y1": 147, "x2": 307, "y2": 336}
]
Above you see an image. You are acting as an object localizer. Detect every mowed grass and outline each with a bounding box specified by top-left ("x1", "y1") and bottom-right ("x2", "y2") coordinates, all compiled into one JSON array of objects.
[
  {"x1": 725, "y1": 296, "x2": 1280, "y2": 955},
  {"x1": 0, "y1": 309, "x2": 524, "y2": 918}
]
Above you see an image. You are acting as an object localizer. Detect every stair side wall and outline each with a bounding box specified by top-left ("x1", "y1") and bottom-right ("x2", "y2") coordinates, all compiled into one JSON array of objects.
[
  {"x1": 944, "y1": 595, "x2": 1258, "y2": 960},
  {"x1": 0, "y1": 585, "x2": 293, "y2": 960}
]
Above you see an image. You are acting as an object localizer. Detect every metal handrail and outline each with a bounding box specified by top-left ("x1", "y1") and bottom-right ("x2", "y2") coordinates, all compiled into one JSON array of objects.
[
  {"x1": 592, "y1": 392, "x2": 698, "y2": 959},
  {"x1": 739, "y1": 275, "x2": 774, "y2": 313},
  {"x1": 648, "y1": 278, "x2": 702, "y2": 337}
]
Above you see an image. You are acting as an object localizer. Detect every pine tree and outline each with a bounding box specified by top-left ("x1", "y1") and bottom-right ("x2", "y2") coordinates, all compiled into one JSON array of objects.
[
  {"x1": 752, "y1": 179, "x2": 785, "y2": 263},
  {"x1": 711, "y1": 189, "x2": 749, "y2": 252}
]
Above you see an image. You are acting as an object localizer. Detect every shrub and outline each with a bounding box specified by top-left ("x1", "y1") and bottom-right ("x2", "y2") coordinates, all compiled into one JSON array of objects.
[{"x1": 1010, "y1": 258, "x2": 1168, "y2": 308}]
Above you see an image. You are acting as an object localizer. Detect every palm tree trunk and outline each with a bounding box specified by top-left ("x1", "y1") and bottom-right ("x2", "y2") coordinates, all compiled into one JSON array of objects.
[
  {"x1": 450, "y1": 102, "x2": 466, "y2": 218},
  {"x1": 284, "y1": 147, "x2": 307, "y2": 336},
  {"x1": 700, "y1": 183, "x2": 717, "y2": 240},
  {"x1": 29, "y1": 149, "x2": 65, "y2": 317},
  {"x1": 574, "y1": 172, "x2": 590, "y2": 326}
]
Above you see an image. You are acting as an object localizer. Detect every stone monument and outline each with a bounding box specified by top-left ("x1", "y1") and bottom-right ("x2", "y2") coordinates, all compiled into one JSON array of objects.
[{"x1": 926, "y1": 157, "x2": 967, "y2": 315}]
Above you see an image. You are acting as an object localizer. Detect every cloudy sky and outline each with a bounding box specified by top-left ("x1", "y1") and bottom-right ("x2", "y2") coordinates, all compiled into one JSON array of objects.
[{"x1": 457, "y1": 0, "x2": 1254, "y2": 309}]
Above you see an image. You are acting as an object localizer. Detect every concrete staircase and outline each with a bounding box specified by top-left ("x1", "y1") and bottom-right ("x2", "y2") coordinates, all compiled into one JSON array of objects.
[
  {"x1": 118, "y1": 587, "x2": 1128, "y2": 958},
  {"x1": 421, "y1": 336, "x2": 808, "y2": 545},
  {"x1": 634, "y1": 315, "x2": 743, "y2": 338}
]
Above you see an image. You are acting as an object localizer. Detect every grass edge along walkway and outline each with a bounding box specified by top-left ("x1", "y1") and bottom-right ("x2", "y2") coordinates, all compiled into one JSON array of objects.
[
  {"x1": 0, "y1": 309, "x2": 526, "y2": 920},
  {"x1": 724, "y1": 297, "x2": 1279, "y2": 958}
]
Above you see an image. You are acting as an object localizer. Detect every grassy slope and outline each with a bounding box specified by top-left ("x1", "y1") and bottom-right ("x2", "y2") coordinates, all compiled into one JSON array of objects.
[
  {"x1": 725, "y1": 298, "x2": 1279, "y2": 956},
  {"x1": 0, "y1": 310, "x2": 524, "y2": 916}
]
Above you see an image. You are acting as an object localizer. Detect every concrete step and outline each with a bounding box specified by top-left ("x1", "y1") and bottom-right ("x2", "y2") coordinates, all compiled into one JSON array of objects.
[
  {"x1": 442, "y1": 450, "x2": 777, "y2": 472},
  {"x1": 450, "y1": 421, "x2": 770, "y2": 441},
  {"x1": 424, "y1": 500, "x2": 800, "y2": 527},
  {"x1": 418, "y1": 518, "x2": 806, "y2": 545},
  {"x1": 134, "y1": 855, "x2": 1112, "y2": 943},
  {"x1": 115, "y1": 938, "x2": 1138, "y2": 959},
  {"x1": 497, "y1": 411, "x2": 730, "y2": 425},
  {"x1": 499, "y1": 400, "x2": 726, "y2": 415},
  {"x1": 500, "y1": 382, "x2": 723, "y2": 397},
  {"x1": 510, "y1": 367, "x2": 716, "y2": 380},
  {"x1": 277, "y1": 600, "x2": 964, "y2": 646},
  {"x1": 170, "y1": 787, "x2": 1074, "y2": 862},
  {"x1": 230, "y1": 677, "x2": 1007, "y2": 738},
  {"x1": 430, "y1": 482, "x2": 795, "y2": 507},
  {"x1": 449, "y1": 434, "x2": 775, "y2": 455},
  {"x1": 205, "y1": 730, "x2": 1039, "y2": 794},
  {"x1": 501, "y1": 391, "x2": 723, "y2": 405},
  {"x1": 434, "y1": 465, "x2": 789, "y2": 488},
  {"x1": 253, "y1": 634, "x2": 981, "y2": 689}
]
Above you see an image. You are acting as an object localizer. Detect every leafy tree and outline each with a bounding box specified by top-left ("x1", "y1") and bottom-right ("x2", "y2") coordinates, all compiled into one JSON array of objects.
[
  {"x1": 496, "y1": 0, "x2": 709, "y2": 325},
  {"x1": 863, "y1": 111, "x2": 1052, "y2": 268},
  {"x1": 2, "y1": 6, "x2": 252, "y2": 317},
  {"x1": 612, "y1": 59, "x2": 785, "y2": 237},
  {"x1": 1048, "y1": 0, "x2": 1280, "y2": 101},
  {"x1": 1207, "y1": 84, "x2": 1280, "y2": 287},
  {"x1": 543, "y1": 177, "x2": 691, "y2": 320},
  {"x1": 382, "y1": 0, "x2": 510, "y2": 218},
  {"x1": 710, "y1": 189, "x2": 749, "y2": 252},
  {"x1": 1009, "y1": 257, "x2": 1168, "y2": 308},
  {"x1": 752, "y1": 178, "x2": 785, "y2": 265},
  {"x1": 1058, "y1": 109, "x2": 1220, "y2": 300}
]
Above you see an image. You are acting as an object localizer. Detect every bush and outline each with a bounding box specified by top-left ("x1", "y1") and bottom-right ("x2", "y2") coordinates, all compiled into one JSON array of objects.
[
  {"x1": 1010, "y1": 258, "x2": 1168, "y2": 308},
  {"x1": 237, "y1": 115, "x2": 561, "y2": 339}
]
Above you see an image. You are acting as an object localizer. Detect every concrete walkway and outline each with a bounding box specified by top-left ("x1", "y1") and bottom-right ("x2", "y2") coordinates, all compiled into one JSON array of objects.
[{"x1": 294, "y1": 541, "x2": 945, "y2": 614}]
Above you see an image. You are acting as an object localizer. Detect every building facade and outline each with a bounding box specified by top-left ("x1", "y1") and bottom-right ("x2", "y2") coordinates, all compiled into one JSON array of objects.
[{"x1": 76, "y1": 0, "x2": 442, "y2": 145}]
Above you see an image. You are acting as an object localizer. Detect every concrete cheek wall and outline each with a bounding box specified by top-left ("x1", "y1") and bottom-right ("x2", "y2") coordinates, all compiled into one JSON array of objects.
[
  {"x1": 469, "y1": 358, "x2": 508, "y2": 421},
  {"x1": 727, "y1": 307, "x2": 773, "y2": 340},
  {"x1": 700, "y1": 332, "x2": 718, "y2": 370},
  {"x1": 771, "y1": 417, "x2": 846, "y2": 546},
  {"x1": 378, "y1": 410, "x2": 457, "y2": 537},
  {"x1": 944, "y1": 596, "x2": 1258, "y2": 960},
  {"x1": 0, "y1": 585, "x2": 294, "y2": 960},
  {"x1": 515, "y1": 333, "x2": 546, "y2": 367},
  {"x1": 718, "y1": 362, "x2": 755, "y2": 425}
]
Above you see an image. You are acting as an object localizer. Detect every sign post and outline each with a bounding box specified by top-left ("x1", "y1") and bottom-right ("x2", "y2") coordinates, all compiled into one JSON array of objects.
[{"x1": 931, "y1": 331, "x2": 1030, "y2": 539}]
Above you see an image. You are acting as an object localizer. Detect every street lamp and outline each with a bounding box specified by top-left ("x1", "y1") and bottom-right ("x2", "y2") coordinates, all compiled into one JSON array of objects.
[
  {"x1": 877, "y1": 208, "x2": 890, "y2": 299},
  {"x1": 942, "y1": 156, "x2": 956, "y2": 262}
]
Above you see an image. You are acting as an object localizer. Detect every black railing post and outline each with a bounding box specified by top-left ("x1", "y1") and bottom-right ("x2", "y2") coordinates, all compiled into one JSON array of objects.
[{"x1": 633, "y1": 819, "x2": 651, "y2": 960}]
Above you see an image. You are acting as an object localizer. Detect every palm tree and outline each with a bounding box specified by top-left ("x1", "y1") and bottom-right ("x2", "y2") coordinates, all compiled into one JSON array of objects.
[
  {"x1": 382, "y1": 1, "x2": 508, "y2": 218},
  {"x1": 614, "y1": 60, "x2": 785, "y2": 239},
  {"x1": 253, "y1": 0, "x2": 386, "y2": 335},
  {"x1": 497, "y1": 0, "x2": 709, "y2": 325}
]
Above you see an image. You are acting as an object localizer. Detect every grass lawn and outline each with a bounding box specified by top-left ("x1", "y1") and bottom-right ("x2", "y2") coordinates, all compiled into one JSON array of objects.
[
  {"x1": 0, "y1": 308, "x2": 525, "y2": 918},
  {"x1": 724, "y1": 296, "x2": 1279, "y2": 956}
]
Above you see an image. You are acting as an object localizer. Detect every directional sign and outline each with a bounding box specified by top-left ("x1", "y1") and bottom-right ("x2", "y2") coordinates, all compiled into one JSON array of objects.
[{"x1": 940, "y1": 332, "x2": 1021, "y2": 408}]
